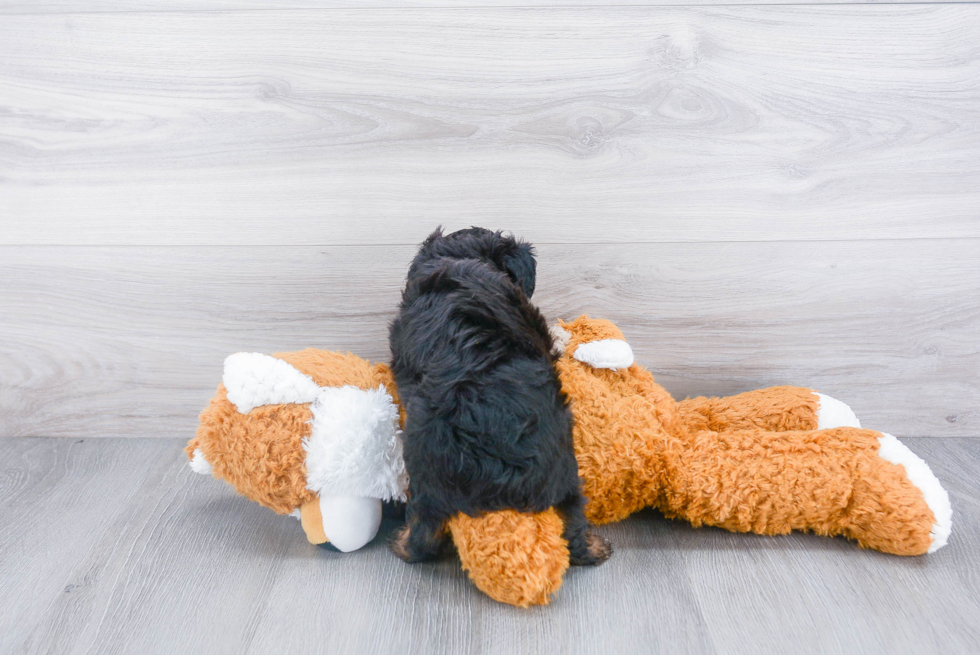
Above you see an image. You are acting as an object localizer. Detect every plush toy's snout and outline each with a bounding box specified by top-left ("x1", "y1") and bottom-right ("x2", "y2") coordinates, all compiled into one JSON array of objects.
[{"x1": 300, "y1": 495, "x2": 383, "y2": 552}]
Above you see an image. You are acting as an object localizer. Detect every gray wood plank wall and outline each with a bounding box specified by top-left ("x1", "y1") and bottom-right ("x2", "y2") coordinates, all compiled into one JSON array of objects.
[
  {"x1": 0, "y1": 0, "x2": 975, "y2": 11},
  {"x1": 2, "y1": 8, "x2": 979, "y2": 245},
  {"x1": 1, "y1": 5, "x2": 978, "y2": 439}
]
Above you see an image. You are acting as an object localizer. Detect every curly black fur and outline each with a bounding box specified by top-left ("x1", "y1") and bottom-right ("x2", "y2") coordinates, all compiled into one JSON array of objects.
[{"x1": 388, "y1": 227, "x2": 611, "y2": 566}]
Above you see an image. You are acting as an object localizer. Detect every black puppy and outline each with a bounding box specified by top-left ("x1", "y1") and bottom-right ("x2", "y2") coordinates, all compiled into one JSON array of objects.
[{"x1": 388, "y1": 227, "x2": 611, "y2": 566}]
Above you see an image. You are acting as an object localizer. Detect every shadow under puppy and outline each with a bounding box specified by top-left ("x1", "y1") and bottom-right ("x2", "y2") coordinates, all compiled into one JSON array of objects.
[{"x1": 389, "y1": 227, "x2": 611, "y2": 566}]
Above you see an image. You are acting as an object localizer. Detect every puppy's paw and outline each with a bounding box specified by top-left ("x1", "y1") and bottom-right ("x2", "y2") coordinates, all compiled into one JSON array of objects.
[
  {"x1": 389, "y1": 524, "x2": 413, "y2": 562},
  {"x1": 389, "y1": 523, "x2": 450, "y2": 562},
  {"x1": 571, "y1": 531, "x2": 613, "y2": 566}
]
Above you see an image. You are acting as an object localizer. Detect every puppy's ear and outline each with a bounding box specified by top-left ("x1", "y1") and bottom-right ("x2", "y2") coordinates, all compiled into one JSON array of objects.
[
  {"x1": 418, "y1": 226, "x2": 445, "y2": 252},
  {"x1": 501, "y1": 240, "x2": 537, "y2": 298},
  {"x1": 406, "y1": 227, "x2": 445, "y2": 282}
]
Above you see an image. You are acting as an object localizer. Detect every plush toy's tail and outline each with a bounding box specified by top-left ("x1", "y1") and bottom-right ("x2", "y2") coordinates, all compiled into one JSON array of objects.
[
  {"x1": 663, "y1": 427, "x2": 952, "y2": 555},
  {"x1": 861, "y1": 433, "x2": 952, "y2": 553},
  {"x1": 449, "y1": 509, "x2": 570, "y2": 607}
]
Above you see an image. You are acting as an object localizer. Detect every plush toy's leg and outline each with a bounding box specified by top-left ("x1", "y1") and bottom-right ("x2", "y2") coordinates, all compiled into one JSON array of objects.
[
  {"x1": 449, "y1": 509, "x2": 569, "y2": 607},
  {"x1": 677, "y1": 386, "x2": 828, "y2": 433},
  {"x1": 556, "y1": 493, "x2": 613, "y2": 566},
  {"x1": 664, "y1": 427, "x2": 950, "y2": 555}
]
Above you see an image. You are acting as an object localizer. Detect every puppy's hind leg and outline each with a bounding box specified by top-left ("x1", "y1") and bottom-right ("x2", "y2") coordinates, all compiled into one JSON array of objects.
[
  {"x1": 557, "y1": 492, "x2": 612, "y2": 566},
  {"x1": 390, "y1": 500, "x2": 451, "y2": 563}
]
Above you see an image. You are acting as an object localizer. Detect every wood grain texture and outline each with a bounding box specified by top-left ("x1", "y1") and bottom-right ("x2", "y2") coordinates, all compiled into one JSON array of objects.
[
  {"x1": 0, "y1": 437, "x2": 977, "y2": 654},
  {"x1": 676, "y1": 437, "x2": 980, "y2": 655},
  {"x1": 1, "y1": 0, "x2": 975, "y2": 13},
  {"x1": 1, "y1": 239, "x2": 976, "y2": 439},
  {"x1": 1, "y1": 6, "x2": 978, "y2": 245}
]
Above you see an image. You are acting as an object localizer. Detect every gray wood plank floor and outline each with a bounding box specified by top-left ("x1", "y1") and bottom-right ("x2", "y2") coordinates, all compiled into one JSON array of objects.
[
  {"x1": 1, "y1": 7, "x2": 978, "y2": 246},
  {"x1": 0, "y1": 436, "x2": 976, "y2": 655}
]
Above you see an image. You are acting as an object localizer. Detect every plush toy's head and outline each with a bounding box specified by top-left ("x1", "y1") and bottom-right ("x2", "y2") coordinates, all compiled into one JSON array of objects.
[
  {"x1": 187, "y1": 349, "x2": 408, "y2": 552},
  {"x1": 186, "y1": 318, "x2": 654, "y2": 606}
]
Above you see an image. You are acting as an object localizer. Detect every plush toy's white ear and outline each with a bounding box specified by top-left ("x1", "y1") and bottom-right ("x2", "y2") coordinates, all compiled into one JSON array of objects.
[
  {"x1": 573, "y1": 339, "x2": 635, "y2": 371},
  {"x1": 223, "y1": 352, "x2": 322, "y2": 414}
]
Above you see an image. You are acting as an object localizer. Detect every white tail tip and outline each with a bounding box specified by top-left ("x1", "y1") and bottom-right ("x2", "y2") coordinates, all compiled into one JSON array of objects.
[{"x1": 877, "y1": 434, "x2": 953, "y2": 553}]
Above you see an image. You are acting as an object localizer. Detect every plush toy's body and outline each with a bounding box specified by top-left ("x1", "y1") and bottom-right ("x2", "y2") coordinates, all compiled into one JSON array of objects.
[
  {"x1": 188, "y1": 316, "x2": 952, "y2": 607},
  {"x1": 551, "y1": 317, "x2": 950, "y2": 554}
]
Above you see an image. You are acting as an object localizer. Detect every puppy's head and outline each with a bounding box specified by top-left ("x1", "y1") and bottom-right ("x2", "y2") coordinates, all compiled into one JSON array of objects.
[{"x1": 410, "y1": 227, "x2": 537, "y2": 297}]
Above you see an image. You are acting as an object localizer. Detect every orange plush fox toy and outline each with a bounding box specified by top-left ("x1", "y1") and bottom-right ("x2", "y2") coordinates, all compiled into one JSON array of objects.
[{"x1": 188, "y1": 316, "x2": 952, "y2": 607}]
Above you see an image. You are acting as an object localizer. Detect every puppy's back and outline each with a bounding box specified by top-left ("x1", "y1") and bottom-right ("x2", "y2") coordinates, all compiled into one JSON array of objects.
[{"x1": 390, "y1": 257, "x2": 576, "y2": 514}]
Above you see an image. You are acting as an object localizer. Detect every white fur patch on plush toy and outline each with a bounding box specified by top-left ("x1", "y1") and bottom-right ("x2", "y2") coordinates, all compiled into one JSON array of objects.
[
  {"x1": 573, "y1": 339, "x2": 635, "y2": 371},
  {"x1": 223, "y1": 352, "x2": 322, "y2": 414},
  {"x1": 877, "y1": 434, "x2": 953, "y2": 553},
  {"x1": 304, "y1": 385, "x2": 409, "y2": 502},
  {"x1": 816, "y1": 393, "x2": 862, "y2": 429}
]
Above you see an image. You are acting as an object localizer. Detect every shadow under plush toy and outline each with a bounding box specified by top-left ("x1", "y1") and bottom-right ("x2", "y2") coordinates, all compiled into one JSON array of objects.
[{"x1": 187, "y1": 316, "x2": 952, "y2": 607}]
